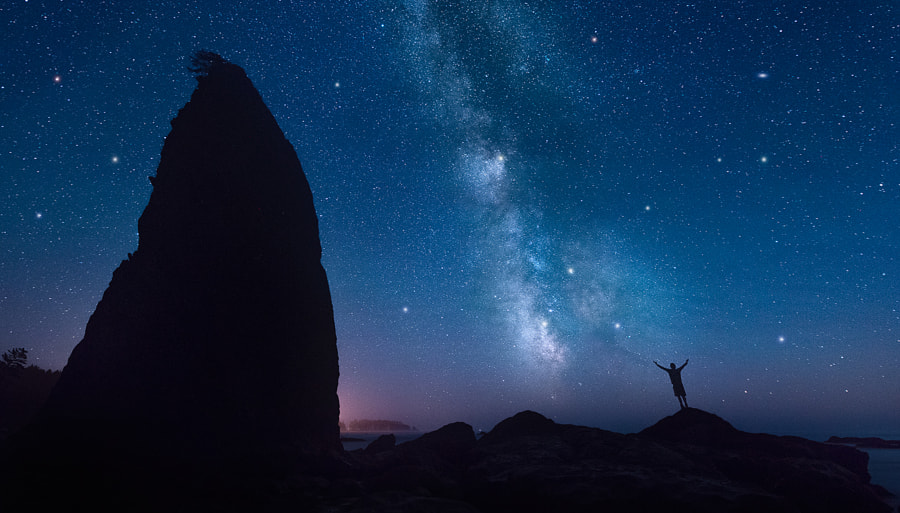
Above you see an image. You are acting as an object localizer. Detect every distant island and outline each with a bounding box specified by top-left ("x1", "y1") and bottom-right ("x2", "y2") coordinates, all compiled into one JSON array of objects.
[
  {"x1": 828, "y1": 436, "x2": 900, "y2": 449},
  {"x1": 341, "y1": 419, "x2": 416, "y2": 432}
]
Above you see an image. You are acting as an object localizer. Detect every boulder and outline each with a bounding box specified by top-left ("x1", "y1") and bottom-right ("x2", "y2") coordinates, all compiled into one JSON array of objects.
[{"x1": 364, "y1": 434, "x2": 397, "y2": 455}]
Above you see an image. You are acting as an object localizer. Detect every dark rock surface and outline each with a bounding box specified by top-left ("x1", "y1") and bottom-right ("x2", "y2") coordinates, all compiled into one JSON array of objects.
[
  {"x1": 328, "y1": 409, "x2": 892, "y2": 513},
  {"x1": 1, "y1": 57, "x2": 340, "y2": 510},
  {"x1": 363, "y1": 434, "x2": 397, "y2": 455},
  {"x1": 640, "y1": 408, "x2": 873, "y2": 478},
  {"x1": 0, "y1": 364, "x2": 60, "y2": 439},
  {"x1": 638, "y1": 408, "x2": 887, "y2": 511}
]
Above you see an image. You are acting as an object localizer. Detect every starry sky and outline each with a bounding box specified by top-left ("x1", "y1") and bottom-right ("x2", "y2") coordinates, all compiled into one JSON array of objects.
[{"x1": 2, "y1": 1, "x2": 898, "y2": 436}]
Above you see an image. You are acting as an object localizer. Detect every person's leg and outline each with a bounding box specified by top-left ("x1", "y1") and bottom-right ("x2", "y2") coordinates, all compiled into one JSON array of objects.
[{"x1": 683, "y1": 396, "x2": 688, "y2": 408}]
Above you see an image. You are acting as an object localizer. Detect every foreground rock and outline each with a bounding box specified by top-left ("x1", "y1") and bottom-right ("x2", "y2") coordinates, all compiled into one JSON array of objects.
[
  {"x1": 3, "y1": 407, "x2": 891, "y2": 511},
  {"x1": 1, "y1": 54, "x2": 340, "y2": 510},
  {"x1": 331, "y1": 409, "x2": 892, "y2": 513}
]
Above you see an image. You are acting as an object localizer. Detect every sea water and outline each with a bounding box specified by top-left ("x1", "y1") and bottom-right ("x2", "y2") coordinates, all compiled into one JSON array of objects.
[
  {"x1": 861, "y1": 447, "x2": 900, "y2": 507},
  {"x1": 796, "y1": 431, "x2": 900, "y2": 503}
]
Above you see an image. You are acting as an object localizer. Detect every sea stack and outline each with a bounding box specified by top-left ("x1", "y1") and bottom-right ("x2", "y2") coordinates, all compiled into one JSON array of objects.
[{"x1": 37, "y1": 54, "x2": 340, "y2": 460}]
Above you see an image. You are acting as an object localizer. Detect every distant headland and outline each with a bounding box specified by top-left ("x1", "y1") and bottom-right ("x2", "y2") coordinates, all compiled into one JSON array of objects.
[
  {"x1": 341, "y1": 419, "x2": 416, "y2": 432},
  {"x1": 828, "y1": 436, "x2": 900, "y2": 449}
]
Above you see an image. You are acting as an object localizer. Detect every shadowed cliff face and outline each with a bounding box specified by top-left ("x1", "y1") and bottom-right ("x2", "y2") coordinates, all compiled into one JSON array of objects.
[{"x1": 38, "y1": 61, "x2": 340, "y2": 456}]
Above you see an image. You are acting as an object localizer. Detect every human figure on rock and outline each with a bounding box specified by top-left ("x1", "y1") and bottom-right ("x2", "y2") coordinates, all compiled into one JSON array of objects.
[{"x1": 654, "y1": 359, "x2": 689, "y2": 409}]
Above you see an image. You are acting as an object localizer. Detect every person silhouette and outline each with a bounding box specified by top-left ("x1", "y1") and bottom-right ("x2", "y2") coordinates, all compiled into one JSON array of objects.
[{"x1": 654, "y1": 359, "x2": 689, "y2": 409}]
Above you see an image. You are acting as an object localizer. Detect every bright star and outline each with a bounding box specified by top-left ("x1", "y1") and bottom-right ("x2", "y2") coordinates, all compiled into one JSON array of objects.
[
  {"x1": 760, "y1": 156, "x2": 768, "y2": 163},
  {"x1": 53, "y1": 75, "x2": 61, "y2": 83},
  {"x1": 757, "y1": 72, "x2": 769, "y2": 79},
  {"x1": 567, "y1": 267, "x2": 574, "y2": 275},
  {"x1": 35, "y1": 212, "x2": 43, "y2": 219},
  {"x1": 402, "y1": 306, "x2": 409, "y2": 313},
  {"x1": 111, "y1": 156, "x2": 119, "y2": 163}
]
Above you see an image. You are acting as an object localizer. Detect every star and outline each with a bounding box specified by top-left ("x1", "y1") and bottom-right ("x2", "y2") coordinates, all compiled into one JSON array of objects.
[{"x1": 3, "y1": 0, "x2": 897, "y2": 442}]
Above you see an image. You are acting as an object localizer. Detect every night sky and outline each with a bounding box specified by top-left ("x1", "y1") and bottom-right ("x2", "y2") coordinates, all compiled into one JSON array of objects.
[{"x1": 2, "y1": 1, "x2": 898, "y2": 436}]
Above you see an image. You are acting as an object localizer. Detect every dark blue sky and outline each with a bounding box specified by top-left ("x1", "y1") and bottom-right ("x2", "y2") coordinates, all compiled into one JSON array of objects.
[{"x1": 2, "y1": 1, "x2": 898, "y2": 435}]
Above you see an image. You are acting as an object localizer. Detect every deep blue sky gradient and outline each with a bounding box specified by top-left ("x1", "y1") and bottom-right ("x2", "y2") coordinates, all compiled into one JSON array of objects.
[{"x1": 2, "y1": 1, "x2": 898, "y2": 435}]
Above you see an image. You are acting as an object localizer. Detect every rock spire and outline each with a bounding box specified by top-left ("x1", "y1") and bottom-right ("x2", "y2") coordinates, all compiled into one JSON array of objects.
[{"x1": 39, "y1": 56, "x2": 340, "y2": 458}]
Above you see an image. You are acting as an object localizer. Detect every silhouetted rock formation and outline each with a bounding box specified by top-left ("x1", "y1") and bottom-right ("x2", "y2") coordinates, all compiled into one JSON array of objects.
[
  {"x1": 333, "y1": 409, "x2": 891, "y2": 513},
  {"x1": 638, "y1": 408, "x2": 886, "y2": 511},
  {"x1": 362, "y1": 434, "x2": 396, "y2": 455},
  {"x1": 641, "y1": 407, "x2": 874, "y2": 477},
  {"x1": 2, "y1": 56, "x2": 340, "y2": 510},
  {"x1": 828, "y1": 436, "x2": 900, "y2": 449},
  {"x1": 346, "y1": 419, "x2": 414, "y2": 432},
  {"x1": 6, "y1": 401, "x2": 892, "y2": 511}
]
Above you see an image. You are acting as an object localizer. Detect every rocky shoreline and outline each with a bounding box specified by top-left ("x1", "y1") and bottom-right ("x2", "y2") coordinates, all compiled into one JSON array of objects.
[{"x1": 311, "y1": 408, "x2": 894, "y2": 512}]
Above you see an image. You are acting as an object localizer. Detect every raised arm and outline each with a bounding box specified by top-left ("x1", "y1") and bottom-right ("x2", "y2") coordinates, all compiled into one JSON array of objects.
[
  {"x1": 678, "y1": 359, "x2": 689, "y2": 370},
  {"x1": 654, "y1": 361, "x2": 667, "y2": 371}
]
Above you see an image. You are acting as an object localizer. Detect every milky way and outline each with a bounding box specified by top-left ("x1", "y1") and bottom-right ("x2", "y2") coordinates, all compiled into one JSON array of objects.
[
  {"x1": 2, "y1": 0, "x2": 898, "y2": 435},
  {"x1": 403, "y1": 3, "x2": 573, "y2": 376}
]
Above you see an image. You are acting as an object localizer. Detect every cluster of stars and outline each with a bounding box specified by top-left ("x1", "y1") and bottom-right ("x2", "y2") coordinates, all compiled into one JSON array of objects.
[{"x1": 2, "y1": 0, "x2": 897, "y2": 435}]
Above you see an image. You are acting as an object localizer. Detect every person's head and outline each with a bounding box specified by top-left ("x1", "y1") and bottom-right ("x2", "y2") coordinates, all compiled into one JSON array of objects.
[{"x1": 670, "y1": 363, "x2": 676, "y2": 369}]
